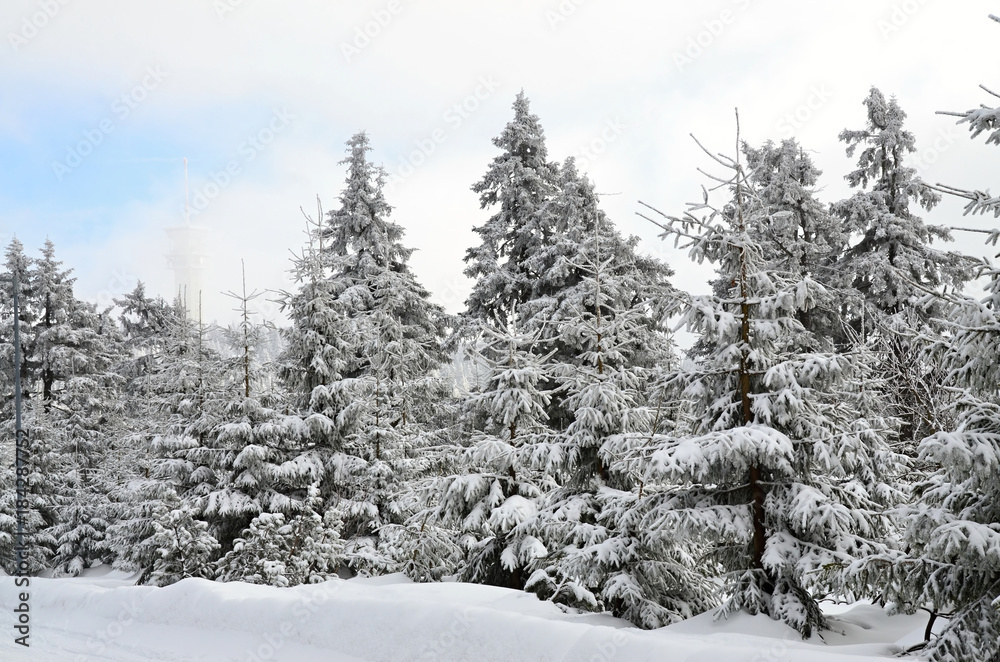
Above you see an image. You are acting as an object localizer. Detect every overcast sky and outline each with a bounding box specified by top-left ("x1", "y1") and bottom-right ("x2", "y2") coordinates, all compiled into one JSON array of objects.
[{"x1": 1, "y1": 0, "x2": 997, "y2": 326}]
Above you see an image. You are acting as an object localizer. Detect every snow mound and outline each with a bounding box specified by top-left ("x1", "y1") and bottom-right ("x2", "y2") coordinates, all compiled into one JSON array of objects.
[{"x1": 0, "y1": 574, "x2": 928, "y2": 661}]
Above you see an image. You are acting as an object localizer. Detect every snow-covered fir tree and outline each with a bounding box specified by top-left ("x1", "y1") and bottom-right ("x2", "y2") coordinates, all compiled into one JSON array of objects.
[
  {"x1": 0, "y1": 240, "x2": 129, "y2": 574},
  {"x1": 103, "y1": 293, "x2": 192, "y2": 579},
  {"x1": 832, "y1": 88, "x2": 972, "y2": 451},
  {"x1": 145, "y1": 494, "x2": 220, "y2": 587},
  {"x1": 516, "y1": 158, "x2": 677, "y2": 427},
  {"x1": 217, "y1": 487, "x2": 343, "y2": 587},
  {"x1": 492, "y1": 159, "x2": 710, "y2": 626},
  {"x1": 634, "y1": 125, "x2": 906, "y2": 637},
  {"x1": 30, "y1": 241, "x2": 128, "y2": 575},
  {"x1": 832, "y1": 87, "x2": 967, "y2": 318},
  {"x1": 0, "y1": 238, "x2": 52, "y2": 574},
  {"x1": 195, "y1": 268, "x2": 325, "y2": 558},
  {"x1": 430, "y1": 320, "x2": 554, "y2": 588},
  {"x1": 743, "y1": 138, "x2": 846, "y2": 345},
  {"x1": 280, "y1": 133, "x2": 449, "y2": 576},
  {"x1": 462, "y1": 91, "x2": 560, "y2": 330},
  {"x1": 523, "y1": 245, "x2": 712, "y2": 625},
  {"x1": 849, "y1": 43, "x2": 1000, "y2": 657},
  {"x1": 114, "y1": 281, "x2": 179, "y2": 395},
  {"x1": 850, "y1": 259, "x2": 1000, "y2": 661},
  {"x1": 121, "y1": 298, "x2": 226, "y2": 582}
]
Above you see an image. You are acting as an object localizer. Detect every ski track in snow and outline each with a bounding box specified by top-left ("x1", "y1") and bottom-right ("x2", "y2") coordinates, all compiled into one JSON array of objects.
[{"x1": 0, "y1": 570, "x2": 928, "y2": 661}]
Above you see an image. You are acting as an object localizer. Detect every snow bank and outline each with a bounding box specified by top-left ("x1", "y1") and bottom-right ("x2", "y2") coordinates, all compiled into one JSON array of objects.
[{"x1": 0, "y1": 572, "x2": 928, "y2": 661}]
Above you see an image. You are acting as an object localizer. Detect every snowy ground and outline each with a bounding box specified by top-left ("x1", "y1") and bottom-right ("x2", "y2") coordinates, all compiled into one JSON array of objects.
[{"x1": 0, "y1": 568, "x2": 932, "y2": 661}]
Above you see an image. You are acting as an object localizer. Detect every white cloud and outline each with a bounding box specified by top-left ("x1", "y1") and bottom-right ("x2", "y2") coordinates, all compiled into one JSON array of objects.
[{"x1": 1, "y1": 0, "x2": 997, "y2": 325}]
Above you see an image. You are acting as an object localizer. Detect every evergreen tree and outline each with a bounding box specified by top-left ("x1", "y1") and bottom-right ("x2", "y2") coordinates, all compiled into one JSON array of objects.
[
  {"x1": 851, "y1": 261, "x2": 1000, "y2": 661},
  {"x1": 146, "y1": 495, "x2": 220, "y2": 587},
  {"x1": 517, "y1": 158, "x2": 677, "y2": 428},
  {"x1": 833, "y1": 88, "x2": 967, "y2": 318},
  {"x1": 463, "y1": 91, "x2": 560, "y2": 329},
  {"x1": 743, "y1": 139, "x2": 846, "y2": 344},
  {"x1": 128, "y1": 299, "x2": 226, "y2": 581},
  {"x1": 197, "y1": 270, "x2": 321, "y2": 555},
  {"x1": 522, "y1": 207, "x2": 712, "y2": 626},
  {"x1": 115, "y1": 281, "x2": 178, "y2": 394},
  {"x1": 833, "y1": 87, "x2": 972, "y2": 451},
  {"x1": 2, "y1": 239, "x2": 128, "y2": 573},
  {"x1": 491, "y1": 160, "x2": 706, "y2": 625},
  {"x1": 103, "y1": 283, "x2": 183, "y2": 577},
  {"x1": 280, "y1": 133, "x2": 448, "y2": 575},
  {"x1": 431, "y1": 322, "x2": 553, "y2": 588},
  {"x1": 35, "y1": 248, "x2": 127, "y2": 574},
  {"x1": 217, "y1": 488, "x2": 343, "y2": 587},
  {"x1": 0, "y1": 239, "x2": 49, "y2": 574},
  {"x1": 853, "y1": 40, "x2": 1000, "y2": 657},
  {"x1": 636, "y1": 125, "x2": 905, "y2": 637}
]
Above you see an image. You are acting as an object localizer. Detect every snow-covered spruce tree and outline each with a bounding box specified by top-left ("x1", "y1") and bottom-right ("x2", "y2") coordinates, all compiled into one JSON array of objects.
[
  {"x1": 145, "y1": 494, "x2": 220, "y2": 587},
  {"x1": 6, "y1": 239, "x2": 129, "y2": 574},
  {"x1": 516, "y1": 157, "x2": 678, "y2": 427},
  {"x1": 845, "y1": 39, "x2": 1000, "y2": 656},
  {"x1": 743, "y1": 138, "x2": 846, "y2": 345},
  {"x1": 103, "y1": 295, "x2": 196, "y2": 580},
  {"x1": 522, "y1": 246, "x2": 712, "y2": 626},
  {"x1": 146, "y1": 301, "x2": 226, "y2": 501},
  {"x1": 114, "y1": 281, "x2": 179, "y2": 407},
  {"x1": 462, "y1": 91, "x2": 560, "y2": 331},
  {"x1": 278, "y1": 199, "x2": 356, "y2": 471},
  {"x1": 102, "y1": 284, "x2": 183, "y2": 571},
  {"x1": 635, "y1": 124, "x2": 906, "y2": 637},
  {"x1": 832, "y1": 88, "x2": 972, "y2": 450},
  {"x1": 430, "y1": 320, "x2": 554, "y2": 589},
  {"x1": 125, "y1": 299, "x2": 226, "y2": 582},
  {"x1": 502, "y1": 159, "x2": 710, "y2": 626},
  {"x1": 196, "y1": 268, "x2": 326, "y2": 560},
  {"x1": 833, "y1": 88, "x2": 968, "y2": 318},
  {"x1": 847, "y1": 259, "x2": 1000, "y2": 661},
  {"x1": 0, "y1": 239, "x2": 52, "y2": 574},
  {"x1": 118, "y1": 265, "x2": 319, "y2": 584},
  {"x1": 31, "y1": 242, "x2": 129, "y2": 575},
  {"x1": 217, "y1": 487, "x2": 343, "y2": 587},
  {"x1": 280, "y1": 134, "x2": 449, "y2": 576}
]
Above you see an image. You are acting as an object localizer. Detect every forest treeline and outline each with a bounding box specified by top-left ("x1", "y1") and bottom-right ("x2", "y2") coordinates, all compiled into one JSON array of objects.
[{"x1": 3, "y1": 47, "x2": 1000, "y2": 661}]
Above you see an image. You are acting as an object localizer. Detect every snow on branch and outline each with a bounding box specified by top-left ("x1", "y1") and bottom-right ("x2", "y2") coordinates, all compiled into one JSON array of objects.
[{"x1": 925, "y1": 183, "x2": 1000, "y2": 221}]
